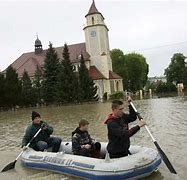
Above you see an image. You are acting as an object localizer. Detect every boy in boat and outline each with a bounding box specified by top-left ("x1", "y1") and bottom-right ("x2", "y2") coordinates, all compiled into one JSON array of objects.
[
  {"x1": 22, "y1": 111, "x2": 62, "y2": 152},
  {"x1": 104, "y1": 98, "x2": 146, "y2": 158},
  {"x1": 72, "y1": 119, "x2": 101, "y2": 158}
]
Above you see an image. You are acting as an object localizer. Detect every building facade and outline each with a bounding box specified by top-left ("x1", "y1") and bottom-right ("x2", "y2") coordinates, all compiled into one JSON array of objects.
[{"x1": 6, "y1": 0, "x2": 123, "y2": 100}]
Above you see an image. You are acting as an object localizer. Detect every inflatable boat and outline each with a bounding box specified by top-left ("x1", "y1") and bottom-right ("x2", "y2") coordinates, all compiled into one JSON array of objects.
[{"x1": 21, "y1": 142, "x2": 161, "y2": 180}]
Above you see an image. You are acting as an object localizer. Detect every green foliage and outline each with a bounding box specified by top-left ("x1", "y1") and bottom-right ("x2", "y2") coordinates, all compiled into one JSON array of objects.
[
  {"x1": 125, "y1": 53, "x2": 149, "y2": 91},
  {"x1": 33, "y1": 66, "x2": 43, "y2": 105},
  {"x1": 111, "y1": 50, "x2": 149, "y2": 92},
  {"x1": 42, "y1": 43, "x2": 60, "y2": 104},
  {"x1": 109, "y1": 91, "x2": 124, "y2": 100},
  {"x1": 0, "y1": 73, "x2": 5, "y2": 108},
  {"x1": 4, "y1": 66, "x2": 21, "y2": 109},
  {"x1": 111, "y1": 49, "x2": 128, "y2": 89},
  {"x1": 145, "y1": 80, "x2": 157, "y2": 92},
  {"x1": 78, "y1": 55, "x2": 98, "y2": 101},
  {"x1": 155, "y1": 81, "x2": 177, "y2": 93},
  {"x1": 57, "y1": 43, "x2": 79, "y2": 103},
  {"x1": 21, "y1": 71, "x2": 36, "y2": 107},
  {"x1": 165, "y1": 53, "x2": 187, "y2": 85}
]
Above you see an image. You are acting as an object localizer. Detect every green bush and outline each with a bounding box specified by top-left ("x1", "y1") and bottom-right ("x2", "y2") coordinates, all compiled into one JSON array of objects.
[
  {"x1": 156, "y1": 82, "x2": 177, "y2": 93},
  {"x1": 109, "y1": 91, "x2": 124, "y2": 100}
]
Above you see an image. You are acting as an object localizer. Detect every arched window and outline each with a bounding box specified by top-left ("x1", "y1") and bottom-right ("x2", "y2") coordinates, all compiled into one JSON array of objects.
[
  {"x1": 95, "y1": 84, "x2": 101, "y2": 99},
  {"x1": 92, "y1": 17, "x2": 94, "y2": 25},
  {"x1": 116, "y1": 81, "x2": 119, "y2": 91},
  {"x1": 72, "y1": 65, "x2": 76, "y2": 72}
]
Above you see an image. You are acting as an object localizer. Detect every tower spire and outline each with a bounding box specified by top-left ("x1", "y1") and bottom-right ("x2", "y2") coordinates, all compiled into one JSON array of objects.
[
  {"x1": 85, "y1": 0, "x2": 104, "y2": 19},
  {"x1": 34, "y1": 34, "x2": 43, "y2": 54},
  {"x1": 88, "y1": 0, "x2": 98, "y2": 14}
]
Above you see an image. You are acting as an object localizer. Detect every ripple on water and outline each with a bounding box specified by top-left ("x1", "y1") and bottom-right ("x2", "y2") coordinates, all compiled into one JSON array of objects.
[{"x1": 0, "y1": 97, "x2": 186, "y2": 180}]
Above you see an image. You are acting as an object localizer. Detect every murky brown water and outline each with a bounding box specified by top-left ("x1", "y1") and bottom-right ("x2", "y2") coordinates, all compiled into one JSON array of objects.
[{"x1": 0, "y1": 96, "x2": 186, "y2": 180}]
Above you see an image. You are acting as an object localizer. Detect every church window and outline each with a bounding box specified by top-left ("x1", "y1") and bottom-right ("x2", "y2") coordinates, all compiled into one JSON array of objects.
[
  {"x1": 92, "y1": 17, "x2": 94, "y2": 24},
  {"x1": 72, "y1": 65, "x2": 76, "y2": 71},
  {"x1": 116, "y1": 81, "x2": 119, "y2": 91}
]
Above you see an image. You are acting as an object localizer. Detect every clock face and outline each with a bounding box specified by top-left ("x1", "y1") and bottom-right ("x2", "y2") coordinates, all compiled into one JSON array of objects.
[{"x1": 91, "y1": 31, "x2": 96, "y2": 37}]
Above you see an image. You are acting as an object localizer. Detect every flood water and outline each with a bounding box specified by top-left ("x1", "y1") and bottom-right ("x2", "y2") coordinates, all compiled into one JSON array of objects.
[{"x1": 0, "y1": 96, "x2": 186, "y2": 180}]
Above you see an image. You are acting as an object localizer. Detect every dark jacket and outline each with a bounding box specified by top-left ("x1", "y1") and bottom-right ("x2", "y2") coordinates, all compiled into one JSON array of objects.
[
  {"x1": 105, "y1": 105, "x2": 140, "y2": 155},
  {"x1": 22, "y1": 120, "x2": 53, "y2": 148},
  {"x1": 72, "y1": 127, "x2": 93, "y2": 153}
]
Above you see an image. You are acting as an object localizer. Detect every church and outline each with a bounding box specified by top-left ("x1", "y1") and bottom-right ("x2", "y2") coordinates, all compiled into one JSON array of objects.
[{"x1": 8, "y1": 0, "x2": 123, "y2": 100}]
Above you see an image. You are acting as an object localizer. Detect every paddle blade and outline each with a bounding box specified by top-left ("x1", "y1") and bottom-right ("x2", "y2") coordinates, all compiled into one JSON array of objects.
[
  {"x1": 154, "y1": 141, "x2": 177, "y2": 174},
  {"x1": 1, "y1": 160, "x2": 17, "y2": 172}
]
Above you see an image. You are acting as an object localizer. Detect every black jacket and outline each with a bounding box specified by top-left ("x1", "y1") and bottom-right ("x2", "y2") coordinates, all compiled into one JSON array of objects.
[
  {"x1": 105, "y1": 105, "x2": 140, "y2": 155},
  {"x1": 72, "y1": 127, "x2": 93, "y2": 153}
]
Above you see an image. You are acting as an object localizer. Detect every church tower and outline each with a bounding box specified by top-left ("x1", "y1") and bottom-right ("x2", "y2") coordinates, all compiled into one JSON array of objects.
[
  {"x1": 84, "y1": 0, "x2": 112, "y2": 79},
  {"x1": 35, "y1": 35, "x2": 43, "y2": 54}
]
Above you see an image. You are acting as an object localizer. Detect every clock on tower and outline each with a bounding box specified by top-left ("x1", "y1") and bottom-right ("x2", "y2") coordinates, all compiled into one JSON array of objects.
[{"x1": 91, "y1": 31, "x2": 96, "y2": 37}]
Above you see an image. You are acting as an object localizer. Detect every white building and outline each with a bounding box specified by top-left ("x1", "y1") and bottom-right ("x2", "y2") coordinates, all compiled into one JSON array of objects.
[{"x1": 6, "y1": 0, "x2": 123, "y2": 100}]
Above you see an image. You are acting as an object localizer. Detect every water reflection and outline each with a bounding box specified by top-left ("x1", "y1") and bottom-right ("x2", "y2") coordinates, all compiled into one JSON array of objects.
[{"x1": 0, "y1": 96, "x2": 186, "y2": 180}]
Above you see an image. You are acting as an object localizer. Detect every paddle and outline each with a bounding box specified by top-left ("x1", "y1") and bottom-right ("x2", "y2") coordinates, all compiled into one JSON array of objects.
[
  {"x1": 1, "y1": 128, "x2": 42, "y2": 172},
  {"x1": 129, "y1": 101, "x2": 177, "y2": 174}
]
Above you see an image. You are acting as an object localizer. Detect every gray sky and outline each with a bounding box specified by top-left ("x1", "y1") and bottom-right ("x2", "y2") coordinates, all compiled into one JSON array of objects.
[{"x1": 0, "y1": 0, "x2": 187, "y2": 77}]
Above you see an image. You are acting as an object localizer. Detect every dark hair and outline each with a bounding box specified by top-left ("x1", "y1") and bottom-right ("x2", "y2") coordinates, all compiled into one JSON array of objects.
[
  {"x1": 31, "y1": 111, "x2": 41, "y2": 120},
  {"x1": 111, "y1": 100, "x2": 123, "y2": 110},
  {"x1": 79, "y1": 119, "x2": 89, "y2": 127}
]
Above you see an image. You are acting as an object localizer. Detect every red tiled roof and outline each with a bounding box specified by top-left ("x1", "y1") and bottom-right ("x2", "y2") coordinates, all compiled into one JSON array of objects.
[
  {"x1": 89, "y1": 66, "x2": 106, "y2": 80},
  {"x1": 109, "y1": 70, "x2": 122, "y2": 79},
  {"x1": 9, "y1": 42, "x2": 90, "y2": 77},
  {"x1": 57, "y1": 43, "x2": 90, "y2": 63}
]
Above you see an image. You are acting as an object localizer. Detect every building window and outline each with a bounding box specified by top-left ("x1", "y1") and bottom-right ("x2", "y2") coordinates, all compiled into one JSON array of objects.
[
  {"x1": 116, "y1": 81, "x2": 119, "y2": 91},
  {"x1": 92, "y1": 17, "x2": 94, "y2": 25},
  {"x1": 72, "y1": 65, "x2": 76, "y2": 72}
]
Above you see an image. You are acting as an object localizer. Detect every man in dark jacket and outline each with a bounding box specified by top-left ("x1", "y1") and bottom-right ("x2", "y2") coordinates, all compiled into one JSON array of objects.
[
  {"x1": 72, "y1": 119, "x2": 101, "y2": 157},
  {"x1": 22, "y1": 111, "x2": 62, "y2": 152},
  {"x1": 104, "y1": 98, "x2": 146, "y2": 158}
]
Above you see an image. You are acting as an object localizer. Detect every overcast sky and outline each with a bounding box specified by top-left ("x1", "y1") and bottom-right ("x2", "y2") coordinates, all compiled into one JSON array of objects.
[{"x1": 0, "y1": 0, "x2": 187, "y2": 76}]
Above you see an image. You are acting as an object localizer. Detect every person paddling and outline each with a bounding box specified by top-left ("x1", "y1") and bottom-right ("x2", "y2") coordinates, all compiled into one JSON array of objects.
[
  {"x1": 104, "y1": 98, "x2": 146, "y2": 158},
  {"x1": 22, "y1": 111, "x2": 62, "y2": 152}
]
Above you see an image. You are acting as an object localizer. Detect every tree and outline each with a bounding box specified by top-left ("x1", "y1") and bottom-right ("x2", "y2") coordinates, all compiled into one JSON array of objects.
[
  {"x1": 0, "y1": 73, "x2": 5, "y2": 108},
  {"x1": 21, "y1": 70, "x2": 36, "y2": 107},
  {"x1": 125, "y1": 53, "x2": 149, "y2": 92},
  {"x1": 57, "y1": 43, "x2": 79, "y2": 103},
  {"x1": 33, "y1": 65, "x2": 43, "y2": 105},
  {"x1": 78, "y1": 54, "x2": 98, "y2": 101},
  {"x1": 165, "y1": 53, "x2": 187, "y2": 85},
  {"x1": 155, "y1": 81, "x2": 177, "y2": 93},
  {"x1": 4, "y1": 66, "x2": 21, "y2": 109},
  {"x1": 111, "y1": 49, "x2": 128, "y2": 89},
  {"x1": 42, "y1": 42, "x2": 60, "y2": 104},
  {"x1": 111, "y1": 49, "x2": 149, "y2": 92}
]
